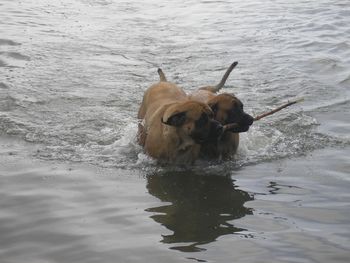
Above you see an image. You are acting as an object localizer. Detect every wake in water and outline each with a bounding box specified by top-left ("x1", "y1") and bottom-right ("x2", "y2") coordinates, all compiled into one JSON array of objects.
[
  {"x1": 1, "y1": 69, "x2": 348, "y2": 170},
  {"x1": 1, "y1": 73, "x2": 348, "y2": 170},
  {"x1": 25, "y1": 107, "x2": 344, "y2": 171}
]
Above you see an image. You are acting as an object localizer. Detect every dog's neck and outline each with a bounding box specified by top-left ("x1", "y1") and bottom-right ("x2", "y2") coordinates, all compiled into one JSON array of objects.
[
  {"x1": 163, "y1": 126, "x2": 195, "y2": 148},
  {"x1": 178, "y1": 137, "x2": 195, "y2": 152},
  {"x1": 162, "y1": 125, "x2": 198, "y2": 162}
]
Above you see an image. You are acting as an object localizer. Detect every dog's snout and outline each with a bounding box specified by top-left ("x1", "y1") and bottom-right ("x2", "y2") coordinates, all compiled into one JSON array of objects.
[{"x1": 244, "y1": 114, "x2": 254, "y2": 126}]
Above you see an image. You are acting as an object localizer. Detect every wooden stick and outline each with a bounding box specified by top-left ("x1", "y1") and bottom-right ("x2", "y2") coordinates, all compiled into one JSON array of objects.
[
  {"x1": 223, "y1": 98, "x2": 303, "y2": 132},
  {"x1": 253, "y1": 98, "x2": 304, "y2": 121},
  {"x1": 223, "y1": 123, "x2": 240, "y2": 132}
]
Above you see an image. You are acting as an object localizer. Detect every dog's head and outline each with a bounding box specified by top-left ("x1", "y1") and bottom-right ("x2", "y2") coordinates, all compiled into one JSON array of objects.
[
  {"x1": 162, "y1": 101, "x2": 223, "y2": 144},
  {"x1": 208, "y1": 93, "x2": 253, "y2": 133}
]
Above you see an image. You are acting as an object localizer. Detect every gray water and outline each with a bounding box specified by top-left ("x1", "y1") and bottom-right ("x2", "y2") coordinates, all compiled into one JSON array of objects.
[{"x1": 1, "y1": 0, "x2": 350, "y2": 262}]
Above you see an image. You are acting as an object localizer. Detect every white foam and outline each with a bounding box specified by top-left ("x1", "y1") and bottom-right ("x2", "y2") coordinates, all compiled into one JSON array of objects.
[
  {"x1": 101, "y1": 122, "x2": 141, "y2": 156},
  {"x1": 237, "y1": 125, "x2": 285, "y2": 163}
]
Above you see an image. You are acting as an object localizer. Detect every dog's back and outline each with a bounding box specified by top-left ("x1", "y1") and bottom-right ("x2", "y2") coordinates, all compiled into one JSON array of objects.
[
  {"x1": 137, "y1": 76, "x2": 187, "y2": 148},
  {"x1": 137, "y1": 76, "x2": 187, "y2": 120}
]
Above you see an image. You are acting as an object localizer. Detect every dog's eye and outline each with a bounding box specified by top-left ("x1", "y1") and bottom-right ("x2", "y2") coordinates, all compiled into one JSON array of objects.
[
  {"x1": 240, "y1": 103, "x2": 244, "y2": 110},
  {"x1": 196, "y1": 113, "x2": 208, "y2": 127}
]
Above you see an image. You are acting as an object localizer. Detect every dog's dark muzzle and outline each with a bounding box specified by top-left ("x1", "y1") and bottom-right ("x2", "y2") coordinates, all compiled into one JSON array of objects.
[
  {"x1": 192, "y1": 120, "x2": 223, "y2": 143},
  {"x1": 241, "y1": 113, "x2": 254, "y2": 126},
  {"x1": 228, "y1": 113, "x2": 254, "y2": 133}
]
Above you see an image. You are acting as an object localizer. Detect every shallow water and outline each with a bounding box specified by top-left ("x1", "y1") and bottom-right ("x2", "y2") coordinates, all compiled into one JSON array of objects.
[{"x1": 1, "y1": 0, "x2": 350, "y2": 262}]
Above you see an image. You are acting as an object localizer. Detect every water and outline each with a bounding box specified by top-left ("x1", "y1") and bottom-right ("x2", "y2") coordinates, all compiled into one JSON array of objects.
[{"x1": 1, "y1": 0, "x2": 350, "y2": 262}]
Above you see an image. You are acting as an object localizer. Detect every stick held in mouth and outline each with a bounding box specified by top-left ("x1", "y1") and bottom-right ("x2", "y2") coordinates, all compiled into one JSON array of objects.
[
  {"x1": 253, "y1": 98, "x2": 304, "y2": 121},
  {"x1": 223, "y1": 98, "x2": 304, "y2": 132}
]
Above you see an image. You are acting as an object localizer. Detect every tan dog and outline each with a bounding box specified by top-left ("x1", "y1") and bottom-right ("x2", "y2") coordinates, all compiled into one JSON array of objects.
[
  {"x1": 157, "y1": 62, "x2": 253, "y2": 160},
  {"x1": 137, "y1": 69, "x2": 223, "y2": 164},
  {"x1": 189, "y1": 62, "x2": 254, "y2": 159}
]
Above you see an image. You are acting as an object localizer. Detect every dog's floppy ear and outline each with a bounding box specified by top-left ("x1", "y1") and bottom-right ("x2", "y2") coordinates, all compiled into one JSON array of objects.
[{"x1": 162, "y1": 111, "x2": 187, "y2": 127}]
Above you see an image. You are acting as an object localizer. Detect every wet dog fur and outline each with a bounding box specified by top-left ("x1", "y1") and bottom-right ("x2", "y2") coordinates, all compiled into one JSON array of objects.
[
  {"x1": 137, "y1": 70, "x2": 223, "y2": 164},
  {"x1": 157, "y1": 62, "x2": 253, "y2": 160},
  {"x1": 189, "y1": 62, "x2": 253, "y2": 159}
]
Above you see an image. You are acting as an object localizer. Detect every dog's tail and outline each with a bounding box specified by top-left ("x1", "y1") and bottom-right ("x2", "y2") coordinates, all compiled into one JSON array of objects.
[
  {"x1": 157, "y1": 68, "x2": 167, "y2": 82},
  {"x1": 200, "y1": 61, "x2": 238, "y2": 93}
]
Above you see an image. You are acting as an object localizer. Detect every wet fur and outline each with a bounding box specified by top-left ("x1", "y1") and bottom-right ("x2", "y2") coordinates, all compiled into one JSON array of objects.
[
  {"x1": 152, "y1": 62, "x2": 253, "y2": 160},
  {"x1": 189, "y1": 62, "x2": 253, "y2": 160},
  {"x1": 137, "y1": 74, "x2": 218, "y2": 164},
  {"x1": 190, "y1": 92, "x2": 241, "y2": 159}
]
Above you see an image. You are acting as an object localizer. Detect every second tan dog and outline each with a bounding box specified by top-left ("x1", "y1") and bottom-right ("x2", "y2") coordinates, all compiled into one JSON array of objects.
[
  {"x1": 189, "y1": 62, "x2": 254, "y2": 159},
  {"x1": 158, "y1": 62, "x2": 253, "y2": 160},
  {"x1": 137, "y1": 70, "x2": 223, "y2": 164}
]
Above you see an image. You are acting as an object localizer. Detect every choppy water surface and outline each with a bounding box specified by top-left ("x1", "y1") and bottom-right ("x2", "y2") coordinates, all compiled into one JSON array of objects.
[{"x1": 1, "y1": 0, "x2": 350, "y2": 262}]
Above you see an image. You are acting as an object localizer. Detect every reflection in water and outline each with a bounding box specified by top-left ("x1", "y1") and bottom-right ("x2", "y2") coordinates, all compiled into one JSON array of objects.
[{"x1": 146, "y1": 171, "x2": 253, "y2": 252}]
